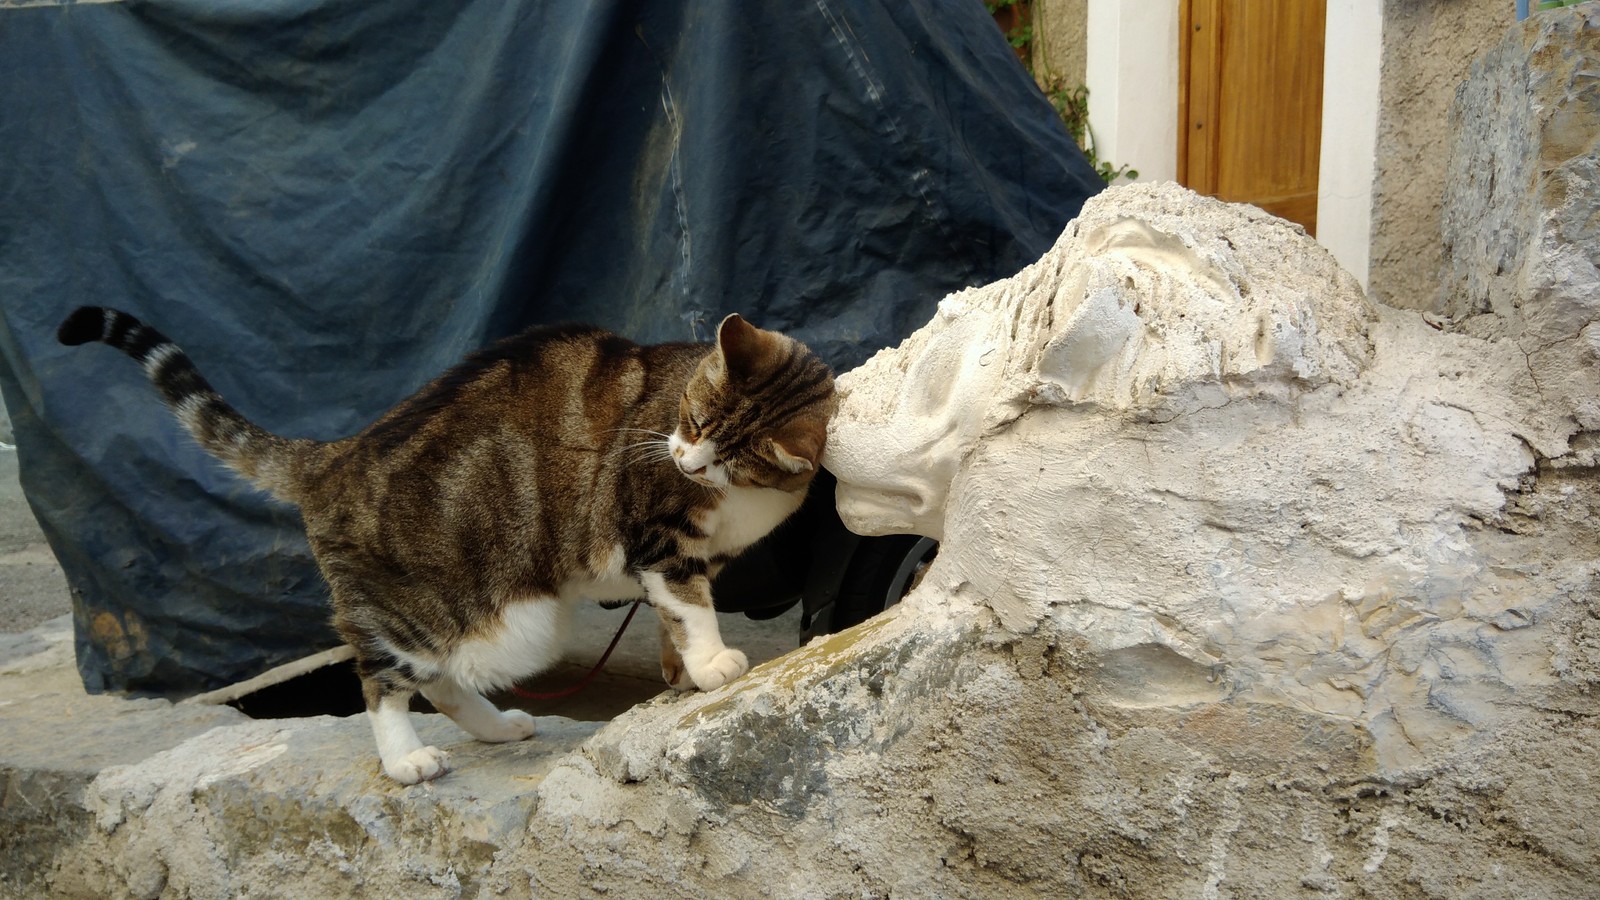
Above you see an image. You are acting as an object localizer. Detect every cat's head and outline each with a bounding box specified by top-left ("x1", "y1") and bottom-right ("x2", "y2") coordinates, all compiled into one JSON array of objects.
[{"x1": 668, "y1": 314, "x2": 836, "y2": 492}]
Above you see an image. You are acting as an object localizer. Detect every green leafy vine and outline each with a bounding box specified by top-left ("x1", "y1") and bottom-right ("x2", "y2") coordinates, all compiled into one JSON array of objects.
[
  {"x1": 985, "y1": 0, "x2": 1137, "y2": 184},
  {"x1": 1041, "y1": 79, "x2": 1139, "y2": 184}
]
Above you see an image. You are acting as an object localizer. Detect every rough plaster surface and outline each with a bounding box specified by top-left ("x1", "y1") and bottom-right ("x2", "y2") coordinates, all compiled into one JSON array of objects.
[
  {"x1": 829, "y1": 181, "x2": 1596, "y2": 778},
  {"x1": 1368, "y1": 0, "x2": 1516, "y2": 312},
  {"x1": 0, "y1": 617, "x2": 248, "y2": 897},
  {"x1": 9, "y1": 41, "x2": 1600, "y2": 893},
  {"x1": 1442, "y1": 5, "x2": 1600, "y2": 378},
  {"x1": 1034, "y1": 0, "x2": 1088, "y2": 89}
]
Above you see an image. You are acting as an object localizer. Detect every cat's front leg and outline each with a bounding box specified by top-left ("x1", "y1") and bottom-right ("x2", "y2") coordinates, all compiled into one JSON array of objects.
[{"x1": 640, "y1": 571, "x2": 749, "y2": 691}]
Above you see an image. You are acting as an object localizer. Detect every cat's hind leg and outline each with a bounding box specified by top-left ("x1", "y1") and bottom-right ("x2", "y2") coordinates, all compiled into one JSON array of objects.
[
  {"x1": 331, "y1": 579, "x2": 452, "y2": 783},
  {"x1": 421, "y1": 678, "x2": 537, "y2": 743},
  {"x1": 343, "y1": 620, "x2": 449, "y2": 784},
  {"x1": 360, "y1": 672, "x2": 449, "y2": 784}
]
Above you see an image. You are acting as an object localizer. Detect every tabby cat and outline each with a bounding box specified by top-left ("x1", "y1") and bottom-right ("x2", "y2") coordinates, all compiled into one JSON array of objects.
[{"x1": 58, "y1": 307, "x2": 835, "y2": 784}]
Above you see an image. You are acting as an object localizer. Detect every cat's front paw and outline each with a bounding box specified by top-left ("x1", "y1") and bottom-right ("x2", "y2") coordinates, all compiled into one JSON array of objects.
[
  {"x1": 687, "y1": 647, "x2": 749, "y2": 691},
  {"x1": 386, "y1": 745, "x2": 449, "y2": 785}
]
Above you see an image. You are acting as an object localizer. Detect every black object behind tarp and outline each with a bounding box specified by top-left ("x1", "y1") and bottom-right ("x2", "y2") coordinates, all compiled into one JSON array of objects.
[{"x1": 0, "y1": 0, "x2": 1102, "y2": 694}]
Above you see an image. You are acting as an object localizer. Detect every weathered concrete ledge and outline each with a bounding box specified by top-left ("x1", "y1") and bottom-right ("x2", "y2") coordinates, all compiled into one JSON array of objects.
[
  {"x1": 8, "y1": 600, "x2": 1600, "y2": 898},
  {"x1": 1, "y1": 617, "x2": 241, "y2": 897},
  {"x1": 2, "y1": 607, "x2": 972, "y2": 897},
  {"x1": 1, "y1": 615, "x2": 609, "y2": 898}
]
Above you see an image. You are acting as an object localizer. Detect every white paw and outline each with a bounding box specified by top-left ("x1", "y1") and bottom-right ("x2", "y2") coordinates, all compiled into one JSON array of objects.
[
  {"x1": 687, "y1": 647, "x2": 749, "y2": 691},
  {"x1": 476, "y1": 709, "x2": 538, "y2": 743},
  {"x1": 385, "y1": 746, "x2": 449, "y2": 785}
]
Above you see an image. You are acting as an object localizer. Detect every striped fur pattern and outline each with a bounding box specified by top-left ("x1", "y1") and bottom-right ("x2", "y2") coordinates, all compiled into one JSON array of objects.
[
  {"x1": 56, "y1": 307, "x2": 312, "y2": 498},
  {"x1": 59, "y1": 307, "x2": 835, "y2": 784}
]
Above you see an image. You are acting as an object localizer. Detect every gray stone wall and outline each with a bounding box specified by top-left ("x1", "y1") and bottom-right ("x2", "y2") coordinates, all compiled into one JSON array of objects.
[
  {"x1": 1033, "y1": 0, "x2": 1088, "y2": 88},
  {"x1": 1369, "y1": 0, "x2": 1516, "y2": 310},
  {"x1": 1441, "y1": 3, "x2": 1600, "y2": 451},
  {"x1": 1442, "y1": 6, "x2": 1600, "y2": 334}
]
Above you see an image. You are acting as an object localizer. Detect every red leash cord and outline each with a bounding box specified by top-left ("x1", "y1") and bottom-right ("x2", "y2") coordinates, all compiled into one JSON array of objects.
[{"x1": 508, "y1": 599, "x2": 644, "y2": 701}]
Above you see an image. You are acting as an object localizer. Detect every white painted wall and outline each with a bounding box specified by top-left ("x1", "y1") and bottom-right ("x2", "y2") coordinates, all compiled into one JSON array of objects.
[
  {"x1": 1084, "y1": 0, "x2": 1380, "y2": 290},
  {"x1": 1316, "y1": 1, "x2": 1383, "y2": 290},
  {"x1": 1084, "y1": 0, "x2": 1180, "y2": 183}
]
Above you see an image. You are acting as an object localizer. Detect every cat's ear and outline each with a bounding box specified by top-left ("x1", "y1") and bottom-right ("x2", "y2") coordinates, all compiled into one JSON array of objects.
[
  {"x1": 770, "y1": 440, "x2": 815, "y2": 474},
  {"x1": 717, "y1": 313, "x2": 768, "y2": 382},
  {"x1": 771, "y1": 424, "x2": 824, "y2": 474}
]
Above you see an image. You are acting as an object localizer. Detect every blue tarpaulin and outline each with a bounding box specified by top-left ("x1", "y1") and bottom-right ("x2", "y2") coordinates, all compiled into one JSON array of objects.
[{"x1": 0, "y1": 0, "x2": 1102, "y2": 694}]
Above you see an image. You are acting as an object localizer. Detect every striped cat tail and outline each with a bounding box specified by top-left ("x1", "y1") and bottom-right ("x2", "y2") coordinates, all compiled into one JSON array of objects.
[{"x1": 58, "y1": 306, "x2": 314, "y2": 502}]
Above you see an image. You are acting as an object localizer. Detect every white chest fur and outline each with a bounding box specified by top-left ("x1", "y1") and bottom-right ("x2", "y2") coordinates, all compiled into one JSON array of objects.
[{"x1": 700, "y1": 486, "x2": 805, "y2": 556}]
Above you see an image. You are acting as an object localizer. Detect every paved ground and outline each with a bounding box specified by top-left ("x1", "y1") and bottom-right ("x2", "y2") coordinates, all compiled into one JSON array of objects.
[
  {"x1": 0, "y1": 447, "x2": 72, "y2": 634},
  {"x1": 0, "y1": 435, "x2": 802, "y2": 721}
]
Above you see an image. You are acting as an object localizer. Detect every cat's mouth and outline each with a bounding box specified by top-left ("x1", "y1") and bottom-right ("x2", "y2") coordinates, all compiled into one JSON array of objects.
[{"x1": 678, "y1": 465, "x2": 728, "y2": 489}]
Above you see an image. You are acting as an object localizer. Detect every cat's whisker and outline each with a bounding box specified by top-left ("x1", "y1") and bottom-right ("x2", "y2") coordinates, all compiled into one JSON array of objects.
[
  {"x1": 620, "y1": 455, "x2": 675, "y2": 470},
  {"x1": 614, "y1": 443, "x2": 677, "y2": 470},
  {"x1": 613, "y1": 440, "x2": 675, "y2": 465},
  {"x1": 609, "y1": 427, "x2": 674, "y2": 440}
]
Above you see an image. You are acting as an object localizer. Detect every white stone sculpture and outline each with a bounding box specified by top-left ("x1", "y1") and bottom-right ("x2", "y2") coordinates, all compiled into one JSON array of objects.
[{"x1": 828, "y1": 180, "x2": 1592, "y2": 771}]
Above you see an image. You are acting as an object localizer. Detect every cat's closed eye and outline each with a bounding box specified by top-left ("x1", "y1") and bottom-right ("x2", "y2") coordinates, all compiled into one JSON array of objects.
[{"x1": 682, "y1": 401, "x2": 707, "y2": 437}]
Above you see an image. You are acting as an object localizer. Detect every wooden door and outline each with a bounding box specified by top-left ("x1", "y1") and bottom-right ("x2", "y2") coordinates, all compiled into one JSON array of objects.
[{"x1": 1180, "y1": 0, "x2": 1326, "y2": 235}]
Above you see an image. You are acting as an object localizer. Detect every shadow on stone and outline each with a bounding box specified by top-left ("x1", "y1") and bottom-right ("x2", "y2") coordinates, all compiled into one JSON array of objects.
[{"x1": 226, "y1": 660, "x2": 367, "y2": 720}]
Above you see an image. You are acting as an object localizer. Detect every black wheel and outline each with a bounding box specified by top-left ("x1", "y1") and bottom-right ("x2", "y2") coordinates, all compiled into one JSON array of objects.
[{"x1": 822, "y1": 534, "x2": 938, "y2": 633}]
